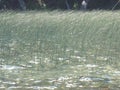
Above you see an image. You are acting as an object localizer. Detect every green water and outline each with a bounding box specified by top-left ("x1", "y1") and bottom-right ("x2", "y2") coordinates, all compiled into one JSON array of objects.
[{"x1": 0, "y1": 11, "x2": 120, "y2": 90}]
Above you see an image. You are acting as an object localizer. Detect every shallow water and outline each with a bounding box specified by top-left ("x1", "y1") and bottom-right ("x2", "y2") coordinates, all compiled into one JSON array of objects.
[
  {"x1": 0, "y1": 31, "x2": 120, "y2": 90},
  {"x1": 0, "y1": 54, "x2": 120, "y2": 90}
]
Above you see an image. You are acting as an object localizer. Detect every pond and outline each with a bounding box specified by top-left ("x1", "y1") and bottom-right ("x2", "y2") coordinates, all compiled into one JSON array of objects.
[
  {"x1": 0, "y1": 39, "x2": 120, "y2": 90},
  {"x1": 0, "y1": 11, "x2": 120, "y2": 89}
]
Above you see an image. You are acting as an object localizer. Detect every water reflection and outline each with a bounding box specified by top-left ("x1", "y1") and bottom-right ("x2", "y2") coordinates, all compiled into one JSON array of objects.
[
  {"x1": 0, "y1": 65, "x2": 24, "y2": 70},
  {"x1": 0, "y1": 40, "x2": 120, "y2": 90},
  {"x1": 0, "y1": 60, "x2": 120, "y2": 90}
]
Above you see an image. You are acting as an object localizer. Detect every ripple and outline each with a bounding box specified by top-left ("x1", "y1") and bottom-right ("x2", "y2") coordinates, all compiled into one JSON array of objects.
[
  {"x1": 86, "y1": 64, "x2": 98, "y2": 68},
  {"x1": 0, "y1": 65, "x2": 24, "y2": 70},
  {"x1": 79, "y1": 76, "x2": 110, "y2": 82}
]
